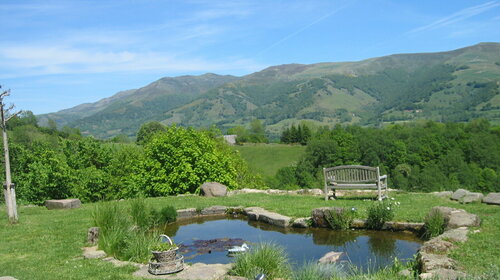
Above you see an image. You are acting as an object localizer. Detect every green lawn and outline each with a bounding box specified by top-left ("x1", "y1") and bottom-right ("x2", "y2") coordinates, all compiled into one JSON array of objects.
[
  {"x1": 233, "y1": 143, "x2": 306, "y2": 177},
  {"x1": 0, "y1": 193, "x2": 498, "y2": 279}
]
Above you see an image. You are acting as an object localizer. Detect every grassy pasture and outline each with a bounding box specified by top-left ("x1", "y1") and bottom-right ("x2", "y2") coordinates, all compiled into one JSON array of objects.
[
  {"x1": 0, "y1": 192, "x2": 498, "y2": 279},
  {"x1": 233, "y1": 143, "x2": 306, "y2": 177}
]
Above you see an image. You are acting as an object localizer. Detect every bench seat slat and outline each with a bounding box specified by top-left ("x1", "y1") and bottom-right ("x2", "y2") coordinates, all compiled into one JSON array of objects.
[{"x1": 332, "y1": 183, "x2": 378, "y2": 188}]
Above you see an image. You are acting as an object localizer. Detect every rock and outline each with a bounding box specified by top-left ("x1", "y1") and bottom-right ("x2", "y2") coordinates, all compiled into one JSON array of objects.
[
  {"x1": 483, "y1": 192, "x2": 500, "y2": 205},
  {"x1": 420, "y1": 269, "x2": 466, "y2": 280},
  {"x1": 200, "y1": 205, "x2": 227, "y2": 216},
  {"x1": 83, "y1": 246, "x2": 106, "y2": 259},
  {"x1": 133, "y1": 262, "x2": 232, "y2": 279},
  {"x1": 292, "y1": 217, "x2": 309, "y2": 228},
  {"x1": 311, "y1": 207, "x2": 342, "y2": 228},
  {"x1": 417, "y1": 252, "x2": 456, "y2": 272},
  {"x1": 438, "y1": 227, "x2": 469, "y2": 243},
  {"x1": 432, "y1": 191, "x2": 453, "y2": 198},
  {"x1": 87, "y1": 227, "x2": 99, "y2": 245},
  {"x1": 200, "y1": 182, "x2": 228, "y2": 197},
  {"x1": 243, "y1": 207, "x2": 265, "y2": 221},
  {"x1": 447, "y1": 211, "x2": 480, "y2": 229},
  {"x1": 297, "y1": 188, "x2": 324, "y2": 196},
  {"x1": 351, "y1": 219, "x2": 367, "y2": 229},
  {"x1": 177, "y1": 208, "x2": 198, "y2": 219},
  {"x1": 398, "y1": 269, "x2": 412, "y2": 277},
  {"x1": 451, "y1": 189, "x2": 469, "y2": 201},
  {"x1": 460, "y1": 192, "x2": 483, "y2": 204},
  {"x1": 431, "y1": 206, "x2": 480, "y2": 229},
  {"x1": 420, "y1": 238, "x2": 455, "y2": 254},
  {"x1": 382, "y1": 221, "x2": 425, "y2": 232},
  {"x1": 44, "y1": 198, "x2": 81, "y2": 210},
  {"x1": 0, "y1": 277, "x2": 18, "y2": 280},
  {"x1": 318, "y1": 251, "x2": 343, "y2": 264},
  {"x1": 258, "y1": 211, "x2": 291, "y2": 228}
]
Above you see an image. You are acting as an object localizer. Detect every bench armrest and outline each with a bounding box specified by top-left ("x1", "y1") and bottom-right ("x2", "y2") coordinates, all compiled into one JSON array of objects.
[{"x1": 379, "y1": 175, "x2": 387, "y2": 180}]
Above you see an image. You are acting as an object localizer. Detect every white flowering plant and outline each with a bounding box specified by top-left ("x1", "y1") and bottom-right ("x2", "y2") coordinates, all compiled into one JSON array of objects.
[{"x1": 366, "y1": 199, "x2": 397, "y2": 229}]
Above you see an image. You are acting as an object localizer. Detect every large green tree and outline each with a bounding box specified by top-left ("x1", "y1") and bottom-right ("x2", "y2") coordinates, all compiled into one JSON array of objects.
[{"x1": 136, "y1": 125, "x2": 241, "y2": 196}]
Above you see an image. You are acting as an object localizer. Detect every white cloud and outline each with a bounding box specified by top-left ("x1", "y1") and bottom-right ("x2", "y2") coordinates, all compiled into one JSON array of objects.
[
  {"x1": 0, "y1": 44, "x2": 264, "y2": 78},
  {"x1": 407, "y1": 1, "x2": 500, "y2": 34}
]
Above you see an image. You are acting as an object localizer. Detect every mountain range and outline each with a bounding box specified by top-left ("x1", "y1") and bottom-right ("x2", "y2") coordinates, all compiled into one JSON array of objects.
[{"x1": 38, "y1": 42, "x2": 500, "y2": 139}]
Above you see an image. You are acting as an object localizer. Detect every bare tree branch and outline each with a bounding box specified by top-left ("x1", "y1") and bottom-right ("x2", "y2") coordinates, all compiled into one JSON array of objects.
[{"x1": 6, "y1": 110, "x2": 22, "y2": 122}]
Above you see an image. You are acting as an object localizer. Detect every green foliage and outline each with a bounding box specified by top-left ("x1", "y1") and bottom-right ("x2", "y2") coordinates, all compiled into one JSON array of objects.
[
  {"x1": 288, "y1": 120, "x2": 499, "y2": 193},
  {"x1": 423, "y1": 209, "x2": 445, "y2": 240},
  {"x1": 281, "y1": 123, "x2": 312, "y2": 145},
  {"x1": 151, "y1": 240, "x2": 177, "y2": 251},
  {"x1": 366, "y1": 200, "x2": 395, "y2": 230},
  {"x1": 231, "y1": 242, "x2": 291, "y2": 280},
  {"x1": 228, "y1": 119, "x2": 269, "y2": 143},
  {"x1": 324, "y1": 207, "x2": 358, "y2": 230},
  {"x1": 136, "y1": 121, "x2": 166, "y2": 144},
  {"x1": 130, "y1": 197, "x2": 150, "y2": 230},
  {"x1": 138, "y1": 124, "x2": 241, "y2": 196},
  {"x1": 149, "y1": 206, "x2": 177, "y2": 226}
]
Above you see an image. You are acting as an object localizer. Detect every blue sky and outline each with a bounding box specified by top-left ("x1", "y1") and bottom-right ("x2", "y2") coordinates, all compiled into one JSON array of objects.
[{"x1": 1, "y1": 0, "x2": 499, "y2": 114}]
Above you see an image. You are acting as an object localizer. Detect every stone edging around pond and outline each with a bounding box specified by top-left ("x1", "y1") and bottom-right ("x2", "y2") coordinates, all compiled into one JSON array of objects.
[
  {"x1": 178, "y1": 205, "x2": 426, "y2": 232},
  {"x1": 415, "y1": 206, "x2": 480, "y2": 280},
  {"x1": 83, "y1": 204, "x2": 481, "y2": 280}
]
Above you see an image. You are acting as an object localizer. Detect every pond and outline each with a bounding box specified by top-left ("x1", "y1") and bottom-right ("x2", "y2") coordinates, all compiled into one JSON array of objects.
[{"x1": 162, "y1": 216, "x2": 423, "y2": 271}]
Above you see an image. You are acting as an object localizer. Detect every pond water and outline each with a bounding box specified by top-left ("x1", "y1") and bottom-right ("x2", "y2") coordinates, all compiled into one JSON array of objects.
[{"x1": 162, "y1": 216, "x2": 422, "y2": 270}]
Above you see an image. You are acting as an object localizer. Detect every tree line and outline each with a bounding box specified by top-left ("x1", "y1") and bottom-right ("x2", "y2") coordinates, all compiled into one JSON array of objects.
[{"x1": 273, "y1": 119, "x2": 499, "y2": 193}]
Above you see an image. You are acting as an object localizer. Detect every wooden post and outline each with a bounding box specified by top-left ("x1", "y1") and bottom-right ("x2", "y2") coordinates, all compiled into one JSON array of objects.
[{"x1": 1, "y1": 86, "x2": 20, "y2": 223}]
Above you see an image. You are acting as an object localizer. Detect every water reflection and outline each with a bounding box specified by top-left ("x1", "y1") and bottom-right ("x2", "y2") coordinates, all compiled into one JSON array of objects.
[{"x1": 162, "y1": 216, "x2": 422, "y2": 270}]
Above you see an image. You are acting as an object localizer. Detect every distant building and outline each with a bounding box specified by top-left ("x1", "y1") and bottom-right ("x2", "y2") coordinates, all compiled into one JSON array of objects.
[{"x1": 223, "y1": 135, "x2": 237, "y2": 145}]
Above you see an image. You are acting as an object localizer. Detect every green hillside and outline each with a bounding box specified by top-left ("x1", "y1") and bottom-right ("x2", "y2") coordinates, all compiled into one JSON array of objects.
[{"x1": 40, "y1": 43, "x2": 500, "y2": 138}]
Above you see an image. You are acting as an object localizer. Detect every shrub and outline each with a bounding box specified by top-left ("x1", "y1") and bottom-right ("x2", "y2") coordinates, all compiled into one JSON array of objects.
[
  {"x1": 150, "y1": 206, "x2": 177, "y2": 226},
  {"x1": 137, "y1": 125, "x2": 241, "y2": 195},
  {"x1": 231, "y1": 243, "x2": 291, "y2": 279},
  {"x1": 366, "y1": 200, "x2": 395, "y2": 229},
  {"x1": 324, "y1": 207, "x2": 357, "y2": 230},
  {"x1": 423, "y1": 209, "x2": 445, "y2": 239}
]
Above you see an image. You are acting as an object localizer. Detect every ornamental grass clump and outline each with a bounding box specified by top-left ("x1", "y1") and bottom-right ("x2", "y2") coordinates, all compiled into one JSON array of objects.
[
  {"x1": 423, "y1": 208, "x2": 445, "y2": 240},
  {"x1": 325, "y1": 207, "x2": 358, "y2": 230},
  {"x1": 92, "y1": 200, "x2": 177, "y2": 263},
  {"x1": 366, "y1": 200, "x2": 395, "y2": 230},
  {"x1": 231, "y1": 242, "x2": 291, "y2": 280}
]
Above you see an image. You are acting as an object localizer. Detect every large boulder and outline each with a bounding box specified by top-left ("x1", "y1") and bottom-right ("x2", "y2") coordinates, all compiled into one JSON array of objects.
[
  {"x1": 200, "y1": 182, "x2": 228, "y2": 197},
  {"x1": 438, "y1": 227, "x2": 469, "y2": 243},
  {"x1": 45, "y1": 198, "x2": 81, "y2": 210},
  {"x1": 461, "y1": 192, "x2": 483, "y2": 204},
  {"x1": 432, "y1": 191, "x2": 453, "y2": 198},
  {"x1": 450, "y1": 189, "x2": 469, "y2": 201},
  {"x1": 311, "y1": 207, "x2": 343, "y2": 228},
  {"x1": 431, "y1": 206, "x2": 480, "y2": 229},
  {"x1": 483, "y1": 193, "x2": 500, "y2": 205},
  {"x1": 177, "y1": 208, "x2": 198, "y2": 219},
  {"x1": 417, "y1": 252, "x2": 457, "y2": 272},
  {"x1": 200, "y1": 205, "x2": 227, "y2": 215}
]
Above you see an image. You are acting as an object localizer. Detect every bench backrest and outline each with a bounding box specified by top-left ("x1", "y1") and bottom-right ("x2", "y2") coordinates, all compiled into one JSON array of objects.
[{"x1": 324, "y1": 165, "x2": 379, "y2": 183}]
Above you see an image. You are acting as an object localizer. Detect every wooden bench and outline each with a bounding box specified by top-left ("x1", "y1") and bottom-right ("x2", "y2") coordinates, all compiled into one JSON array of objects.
[{"x1": 323, "y1": 165, "x2": 387, "y2": 201}]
